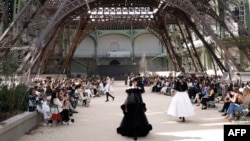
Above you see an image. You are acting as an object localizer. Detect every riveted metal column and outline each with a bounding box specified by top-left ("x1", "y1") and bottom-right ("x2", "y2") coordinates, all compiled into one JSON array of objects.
[
  {"x1": 130, "y1": 25, "x2": 135, "y2": 65},
  {"x1": 177, "y1": 22, "x2": 199, "y2": 72},
  {"x1": 93, "y1": 30, "x2": 99, "y2": 65}
]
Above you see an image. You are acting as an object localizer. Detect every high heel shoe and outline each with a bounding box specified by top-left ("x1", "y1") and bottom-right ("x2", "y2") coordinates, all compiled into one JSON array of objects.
[
  {"x1": 182, "y1": 117, "x2": 185, "y2": 122},
  {"x1": 133, "y1": 133, "x2": 137, "y2": 140}
]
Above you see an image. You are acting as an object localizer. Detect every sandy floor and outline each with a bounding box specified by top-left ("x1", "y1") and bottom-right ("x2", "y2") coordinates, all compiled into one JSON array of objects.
[{"x1": 17, "y1": 81, "x2": 245, "y2": 141}]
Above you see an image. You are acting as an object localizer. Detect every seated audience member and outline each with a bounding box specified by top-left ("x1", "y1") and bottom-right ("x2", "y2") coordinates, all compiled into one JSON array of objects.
[
  {"x1": 45, "y1": 81, "x2": 53, "y2": 97},
  {"x1": 187, "y1": 78, "x2": 194, "y2": 89},
  {"x1": 152, "y1": 78, "x2": 163, "y2": 93},
  {"x1": 219, "y1": 90, "x2": 235, "y2": 116},
  {"x1": 238, "y1": 83, "x2": 245, "y2": 94},
  {"x1": 28, "y1": 87, "x2": 38, "y2": 112},
  {"x1": 160, "y1": 79, "x2": 170, "y2": 94},
  {"x1": 85, "y1": 80, "x2": 95, "y2": 97},
  {"x1": 168, "y1": 78, "x2": 176, "y2": 96},
  {"x1": 75, "y1": 84, "x2": 90, "y2": 107},
  {"x1": 50, "y1": 90, "x2": 72, "y2": 125},
  {"x1": 219, "y1": 81, "x2": 228, "y2": 101},
  {"x1": 200, "y1": 85, "x2": 216, "y2": 109},
  {"x1": 37, "y1": 98, "x2": 51, "y2": 125},
  {"x1": 187, "y1": 78, "x2": 200, "y2": 99},
  {"x1": 193, "y1": 84, "x2": 207, "y2": 106},
  {"x1": 188, "y1": 86, "x2": 199, "y2": 99},
  {"x1": 225, "y1": 87, "x2": 250, "y2": 122},
  {"x1": 59, "y1": 93, "x2": 74, "y2": 124},
  {"x1": 97, "y1": 79, "x2": 105, "y2": 96}
]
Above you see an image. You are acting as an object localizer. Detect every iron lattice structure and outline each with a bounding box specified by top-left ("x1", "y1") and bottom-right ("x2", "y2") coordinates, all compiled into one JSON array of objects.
[{"x1": 0, "y1": 0, "x2": 250, "y2": 80}]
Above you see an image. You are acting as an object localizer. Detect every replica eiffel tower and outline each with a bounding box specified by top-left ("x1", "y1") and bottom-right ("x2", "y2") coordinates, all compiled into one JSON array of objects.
[{"x1": 0, "y1": 0, "x2": 249, "y2": 83}]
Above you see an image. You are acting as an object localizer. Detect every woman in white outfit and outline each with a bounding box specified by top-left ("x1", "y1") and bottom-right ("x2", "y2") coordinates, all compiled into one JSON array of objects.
[
  {"x1": 37, "y1": 99, "x2": 51, "y2": 125},
  {"x1": 167, "y1": 73, "x2": 195, "y2": 122},
  {"x1": 50, "y1": 90, "x2": 71, "y2": 124},
  {"x1": 76, "y1": 85, "x2": 91, "y2": 107}
]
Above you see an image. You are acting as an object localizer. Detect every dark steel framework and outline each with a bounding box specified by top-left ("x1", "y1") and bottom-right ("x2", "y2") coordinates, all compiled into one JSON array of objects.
[{"x1": 0, "y1": 0, "x2": 249, "y2": 79}]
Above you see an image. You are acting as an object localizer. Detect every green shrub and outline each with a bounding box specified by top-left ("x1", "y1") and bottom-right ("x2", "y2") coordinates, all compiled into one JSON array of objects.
[
  {"x1": 0, "y1": 61, "x2": 29, "y2": 122},
  {"x1": 0, "y1": 84, "x2": 29, "y2": 122},
  {"x1": 0, "y1": 86, "x2": 10, "y2": 112}
]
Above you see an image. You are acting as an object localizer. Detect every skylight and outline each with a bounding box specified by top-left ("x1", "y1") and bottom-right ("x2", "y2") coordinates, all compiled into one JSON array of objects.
[{"x1": 89, "y1": 6, "x2": 154, "y2": 22}]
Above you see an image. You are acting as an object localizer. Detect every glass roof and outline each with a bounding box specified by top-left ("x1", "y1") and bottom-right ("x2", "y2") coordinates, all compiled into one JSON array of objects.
[{"x1": 89, "y1": 6, "x2": 155, "y2": 22}]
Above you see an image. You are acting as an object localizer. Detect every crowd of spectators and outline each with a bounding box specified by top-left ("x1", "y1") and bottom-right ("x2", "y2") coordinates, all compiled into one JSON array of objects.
[
  {"x1": 28, "y1": 72, "x2": 250, "y2": 125},
  {"x1": 125, "y1": 72, "x2": 250, "y2": 123},
  {"x1": 28, "y1": 76, "x2": 109, "y2": 126}
]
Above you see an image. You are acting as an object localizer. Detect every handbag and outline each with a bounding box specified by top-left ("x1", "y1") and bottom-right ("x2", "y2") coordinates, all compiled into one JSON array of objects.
[
  {"x1": 51, "y1": 105, "x2": 61, "y2": 122},
  {"x1": 51, "y1": 113, "x2": 61, "y2": 121}
]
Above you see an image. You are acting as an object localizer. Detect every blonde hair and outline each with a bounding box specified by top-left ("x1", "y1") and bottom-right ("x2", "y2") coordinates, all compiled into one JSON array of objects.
[
  {"x1": 243, "y1": 87, "x2": 250, "y2": 96},
  {"x1": 242, "y1": 87, "x2": 250, "y2": 108}
]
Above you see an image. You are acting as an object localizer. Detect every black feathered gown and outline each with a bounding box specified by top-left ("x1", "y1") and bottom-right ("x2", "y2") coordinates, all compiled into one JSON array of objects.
[{"x1": 117, "y1": 87, "x2": 152, "y2": 138}]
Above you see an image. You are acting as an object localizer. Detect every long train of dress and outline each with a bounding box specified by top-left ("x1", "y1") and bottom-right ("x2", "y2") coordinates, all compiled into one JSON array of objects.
[{"x1": 117, "y1": 88, "x2": 152, "y2": 138}]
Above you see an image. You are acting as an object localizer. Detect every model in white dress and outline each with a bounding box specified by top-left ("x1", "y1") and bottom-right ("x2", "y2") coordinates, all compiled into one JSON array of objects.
[{"x1": 167, "y1": 75, "x2": 195, "y2": 122}]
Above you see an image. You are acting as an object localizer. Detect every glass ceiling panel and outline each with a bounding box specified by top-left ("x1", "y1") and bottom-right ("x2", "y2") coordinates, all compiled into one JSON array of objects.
[{"x1": 89, "y1": 6, "x2": 154, "y2": 22}]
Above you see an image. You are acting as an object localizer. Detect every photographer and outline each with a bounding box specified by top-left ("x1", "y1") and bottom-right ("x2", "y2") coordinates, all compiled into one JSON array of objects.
[
  {"x1": 219, "y1": 90, "x2": 237, "y2": 116},
  {"x1": 50, "y1": 90, "x2": 72, "y2": 125},
  {"x1": 59, "y1": 92, "x2": 73, "y2": 125}
]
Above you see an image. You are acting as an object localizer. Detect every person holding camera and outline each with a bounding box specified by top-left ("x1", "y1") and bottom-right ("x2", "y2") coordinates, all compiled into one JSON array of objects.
[
  {"x1": 50, "y1": 90, "x2": 73, "y2": 125},
  {"x1": 219, "y1": 90, "x2": 235, "y2": 116}
]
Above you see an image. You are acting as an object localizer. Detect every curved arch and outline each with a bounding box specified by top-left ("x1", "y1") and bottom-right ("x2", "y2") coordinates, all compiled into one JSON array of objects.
[
  {"x1": 74, "y1": 36, "x2": 96, "y2": 57},
  {"x1": 11, "y1": 0, "x2": 247, "y2": 75},
  {"x1": 37, "y1": 0, "x2": 193, "y2": 49},
  {"x1": 98, "y1": 34, "x2": 132, "y2": 52},
  {"x1": 132, "y1": 32, "x2": 158, "y2": 43},
  {"x1": 42, "y1": 0, "x2": 159, "y2": 38},
  {"x1": 134, "y1": 33, "x2": 161, "y2": 56}
]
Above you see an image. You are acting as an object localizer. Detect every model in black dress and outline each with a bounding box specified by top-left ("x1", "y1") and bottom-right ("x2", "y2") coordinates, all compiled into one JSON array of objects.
[{"x1": 117, "y1": 79, "x2": 152, "y2": 140}]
